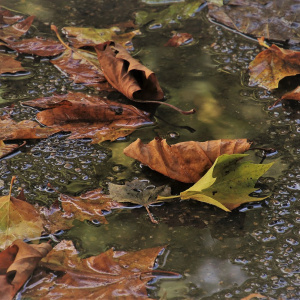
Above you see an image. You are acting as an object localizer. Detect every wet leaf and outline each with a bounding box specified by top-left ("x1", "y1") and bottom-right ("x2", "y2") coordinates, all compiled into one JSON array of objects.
[
  {"x1": 124, "y1": 138, "x2": 251, "y2": 183},
  {"x1": 24, "y1": 240, "x2": 167, "y2": 299},
  {"x1": 23, "y1": 92, "x2": 154, "y2": 143},
  {"x1": 0, "y1": 116, "x2": 60, "y2": 141},
  {"x1": 281, "y1": 86, "x2": 300, "y2": 102},
  {"x1": 41, "y1": 188, "x2": 124, "y2": 231},
  {"x1": 63, "y1": 26, "x2": 141, "y2": 50},
  {"x1": 0, "y1": 8, "x2": 23, "y2": 26},
  {"x1": 95, "y1": 41, "x2": 164, "y2": 101},
  {"x1": 109, "y1": 180, "x2": 171, "y2": 223},
  {"x1": 0, "y1": 140, "x2": 25, "y2": 159},
  {"x1": 0, "y1": 240, "x2": 52, "y2": 300},
  {"x1": 241, "y1": 293, "x2": 267, "y2": 300},
  {"x1": 249, "y1": 44, "x2": 300, "y2": 90},
  {"x1": 4, "y1": 37, "x2": 65, "y2": 56},
  {"x1": 208, "y1": 0, "x2": 300, "y2": 45},
  {"x1": 164, "y1": 32, "x2": 193, "y2": 47},
  {"x1": 0, "y1": 177, "x2": 44, "y2": 250},
  {"x1": 159, "y1": 154, "x2": 273, "y2": 211},
  {"x1": 0, "y1": 53, "x2": 25, "y2": 75}
]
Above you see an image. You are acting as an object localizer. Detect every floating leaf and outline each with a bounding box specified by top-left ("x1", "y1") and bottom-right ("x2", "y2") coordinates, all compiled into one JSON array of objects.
[
  {"x1": 124, "y1": 138, "x2": 251, "y2": 183},
  {"x1": 0, "y1": 240, "x2": 52, "y2": 300},
  {"x1": 0, "y1": 140, "x2": 25, "y2": 159},
  {"x1": 0, "y1": 53, "x2": 25, "y2": 75},
  {"x1": 249, "y1": 44, "x2": 300, "y2": 90},
  {"x1": 158, "y1": 154, "x2": 273, "y2": 211},
  {"x1": 0, "y1": 177, "x2": 44, "y2": 250},
  {"x1": 109, "y1": 179, "x2": 171, "y2": 223}
]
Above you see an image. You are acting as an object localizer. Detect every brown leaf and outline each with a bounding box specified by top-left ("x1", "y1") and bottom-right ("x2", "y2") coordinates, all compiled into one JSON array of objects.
[
  {"x1": 241, "y1": 293, "x2": 267, "y2": 300},
  {"x1": 281, "y1": 86, "x2": 300, "y2": 102},
  {"x1": 0, "y1": 116, "x2": 60, "y2": 141},
  {"x1": 5, "y1": 37, "x2": 65, "y2": 56},
  {"x1": 164, "y1": 32, "x2": 193, "y2": 47},
  {"x1": 23, "y1": 92, "x2": 154, "y2": 143},
  {"x1": 0, "y1": 240, "x2": 52, "y2": 300},
  {"x1": 95, "y1": 41, "x2": 164, "y2": 101},
  {"x1": 0, "y1": 8, "x2": 23, "y2": 26},
  {"x1": 24, "y1": 240, "x2": 166, "y2": 299},
  {"x1": 0, "y1": 140, "x2": 25, "y2": 159},
  {"x1": 41, "y1": 188, "x2": 124, "y2": 231},
  {"x1": 0, "y1": 53, "x2": 25, "y2": 74},
  {"x1": 123, "y1": 138, "x2": 251, "y2": 183},
  {"x1": 249, "y1": 44, "x2": 300, "y2": 90}
]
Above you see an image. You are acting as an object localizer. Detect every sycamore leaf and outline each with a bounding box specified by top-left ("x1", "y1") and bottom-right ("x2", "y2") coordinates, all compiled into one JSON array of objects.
[
  {"x1": 23, "y1": 92, "x2": 154, "y2": 143},
  {"x1": 0, "y1": 140, "x2": 25, "y2": 159},
  {"x1": 63, "y1": 26, "x2": 141, "y2": 50},
  {"x1": 249, "y1": 44, "x2": 300, "y2": 90},
  {"x1": 0, "y1": 53, "x2": 25, "y2": 75},
  {"x1": 0, "y1": 177, "x2": 44, "y2": 250},
  {"x1": 0, "y1": 240, "x2": 52, "y2": 300},
  {"x1": 23, "y1": 240, "x2": 170, "y2": 299},
  {"x1": 159, "y1": 154, "x2": 273, "y2": 212},
  {"x1": 109, "y1": 180, "x2": 171, "y2": 223},
  {"x1": 124, "y1": 138, "x2": 251, "y2": 183}
]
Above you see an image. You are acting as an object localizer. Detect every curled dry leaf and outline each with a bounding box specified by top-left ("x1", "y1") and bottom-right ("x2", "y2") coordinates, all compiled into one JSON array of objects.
[
  {"x1": 95, "y1": 41, "x2": 164, "y2": 101},
  {"x1": 0, "y1": 240, "x2": 52, "y2": 300},
  {"x1": 124, "y1": 138, "x2": 251, "y2": 183},
  {"x1": 0, "y1": 116, "x2": 60, "y2": 141},
  {"x1": 249, "y1": 44, "x2": 300, "y2": 90},
  {"x1": 0, "y1": 53, "x2": 25, "y2": 75},
  {"x1": 23, "y1": 91, "x2": 154, "y2": 143},
  {"x1": 164, "y1": 32, "x2": 193, "y2": 47},
  {"x1": 24, "y1": 240, "x2": 168, "y2": 299}
]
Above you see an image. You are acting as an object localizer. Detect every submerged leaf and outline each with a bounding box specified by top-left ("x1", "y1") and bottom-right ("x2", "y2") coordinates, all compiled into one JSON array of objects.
[
  {"x1": 0, "y1": 53, "x2": 25, "y2": 75},
  {"x1": 164, "y1": 32, "x2": 193, "y2": 47},
  {"x1": 0, "y1": 140, "x2": 24, "y2": 159},
  {"x1": 124, "y1": 138, "x2": 251, "y2": 183},
  {"x1": 0, "y1": 240, "x2": 52, "y2": 300},
  {"x1": 159, "y1": 154, "x2": 273, "y2": 211}
]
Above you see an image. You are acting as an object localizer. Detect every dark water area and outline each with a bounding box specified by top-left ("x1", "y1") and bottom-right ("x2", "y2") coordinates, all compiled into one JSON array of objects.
[{"x1": 0, "y1": 0, "x2": 299, "y2": 299}]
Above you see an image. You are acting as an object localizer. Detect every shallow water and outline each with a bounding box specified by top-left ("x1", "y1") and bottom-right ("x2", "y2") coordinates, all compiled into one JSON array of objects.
[{"x1": 1, "y1": 0, "x2": 299, "y2": 299}]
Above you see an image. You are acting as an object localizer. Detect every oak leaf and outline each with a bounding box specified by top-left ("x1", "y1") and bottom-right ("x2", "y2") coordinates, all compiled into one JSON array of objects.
[
  {"x1": 123, "y1": 138, "x2": 251, "y2": 183},
  {"x1": 0, "y1": 140, "x2": 25, "y2": 159},
  {"x1": 0, "y1": 177, "x2": 44, "y2": 250},
  {"x1": 109, "y1": 180, "x2": 171, "y2": 223},
  {"x1": 23, "y1": 92, "x2": 154, "y2": 143},
  {"x1": 0, "y1": 240, "x2": 52, "y2": 300},
  {"x1": 0, "y1": 53, "x2": 25, "y2": 75},
  {"x1": 164, "y1": 32, "x2": 193, "y2": 47},
  {"x1": 24, "y1": 240, "x2": 167, "y2": 299},
  {"x1": 249, "y1": 44, "x2": 300, "y2": 90},
  {"x1": 158, "y1": 154, "x2": 273, "y2": 211},
  {"x1": 95, "y1": 41, "x2": 164, "y2": 101}
]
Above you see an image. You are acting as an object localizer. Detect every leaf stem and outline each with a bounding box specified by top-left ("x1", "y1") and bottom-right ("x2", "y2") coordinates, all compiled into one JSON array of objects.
[
  {"x1": 9, "y1": 176, "x2": 16, "y2": 196},
  {"x1": 145, "y1": 205, "x2": 158, "y2": 224},
  {"x1": 51, "y1": 25, "x2": 71, "y2": 50},
  {"x1": 156, "y1": 195, "x2": 180, "y2": 201}
]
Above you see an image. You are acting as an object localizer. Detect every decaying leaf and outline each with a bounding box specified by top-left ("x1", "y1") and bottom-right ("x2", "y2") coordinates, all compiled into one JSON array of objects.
[
  {"x1": 41, "y1": 188, "x2": 124, "y2": 231},
  {"x1": 23, "y1": 92, "x2": 154, "y2": 143},
  {"x1": 124, "y1": 138, "x2": 251, "y2": 183},
  {"x1": 158, "y1": 154, "x2": 273, "y2": 211},
  {"x1": 208, "y1": 0, "x2": 300, "y2": 46},
  {"x1": 0, "y1": 177, "x2": 44, "y2": 250},
  {"x1": 0, "y1": 53, "x2": 25, "y2": 75},
  {"x1": 164, "y1": 32, "x2": 193, "y2": 47},
  {"x1": 24, "y1": 240, "x2": 167, "y2": 299},
  {"x1": 0, "y1": 240, "x2": 52, "y2": 300},
  {"x1": 0, "y1": 140, "x2": 25, "y2": 159},
  {"x1": 95, "y1": 41, "x2": 164, "y2": 101},
  {"x1": 0, "y1": 116, "x2": 60, "y2": 141},
  {"x1": 63, "y1": 26, "x2": 141, "y2": 50},
  {"x1": 249, "y1": 44, "x2": 300, "y2": 90},
  {"x1": 109, "y1": 179, "x2": 171, "y2": 223}
]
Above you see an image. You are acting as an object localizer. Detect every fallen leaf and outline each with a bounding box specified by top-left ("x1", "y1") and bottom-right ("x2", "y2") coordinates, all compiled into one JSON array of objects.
[
  {"x1": 164, "y1": 32, "x2": 193, "y2": 47},
  {"x1": 95, "y1": 41, "x2": 164, "y2": 101},
  {"x1": 0, "y1": 8, "x2": 23, "y2": 26},
  {"x1": 123, "y1": 138, "x2": 251, "y2": 183},
  {"x1": 249, "y1": 44, "x2": 300, "y2": 90},
  {"x1": 281, "y1": 86, "x2": 300, "y2": 102},
  {"x1": 0, "y1": 140, "x2": 25, "y2": 159},
  {"x1": 0, "y1": 240, "x2": 52, "y2": 300},
  {"x1": 0, "y1": 116, "x2": 60, "y2": 141},
  {"x1": 63, "y1": 26, "x2": 141, "y2": 50},
  {"x1": 24, "y1": 240, "x2": 168, "y2": 299},
  {"x1": 109, "y1": 179, "x2": 171, "y2": 223},
  {"x1": 0, "y1": 177, "x2": 44, "y2": 250},
  {"x1": 208, "y1": 0, "x2": 300, "y2": 45},
  {"x1": 4, "y1": 37, "x2": 65, "y2": 56},
  {"x1": 241, "y1": 293, "x2": 267, "y2": 300},
  {"x1": 23, "y1": 92, "x2": 154, "y2": 143},
  {"x1": 41, "y1": 188, "x2": 124, "y2": 231},
  {"x1": 158, "y1": 154, "x2": 273, "y2": 211},
  {"x1": 0, "y1": 53, "x2": 25, "y2": 75}
]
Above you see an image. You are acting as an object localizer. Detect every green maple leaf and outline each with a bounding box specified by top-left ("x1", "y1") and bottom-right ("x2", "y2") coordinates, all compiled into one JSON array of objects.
[{"x1": 158, "y1": 154, "x2": 273, "y2": 211}]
